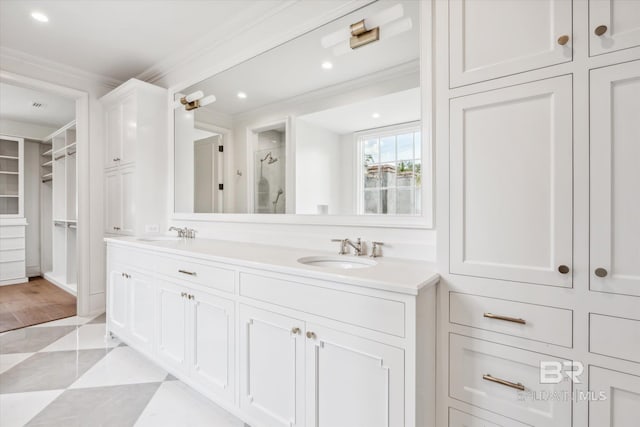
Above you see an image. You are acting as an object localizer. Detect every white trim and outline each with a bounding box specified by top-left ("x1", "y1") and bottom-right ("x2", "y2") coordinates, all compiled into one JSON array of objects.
[
  {"x1": 0, "y1": 47, "x2": 122, "y2": 90},
  {"x1": 167, "y1": 1, "x2": 434, "y2": 229}
]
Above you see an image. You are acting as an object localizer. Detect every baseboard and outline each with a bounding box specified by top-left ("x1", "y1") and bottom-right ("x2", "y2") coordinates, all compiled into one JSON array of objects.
[{"x1": 0, "y1": 277, "x2": 28, "y2": 286}]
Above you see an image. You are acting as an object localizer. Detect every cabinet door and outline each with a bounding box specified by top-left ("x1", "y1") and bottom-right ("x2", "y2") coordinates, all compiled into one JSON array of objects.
[
  {"x1": 104, "y1": 170, "x2": 121, "y2": 234},
  {"x1": 105, "y1": 103, "x2": 122, "y2": 168},
  {"x1": 589, "y1": 366, "x2": 640, "y2": 427},
  {"x1": 120, "y1": 94, "x2": 137, "y2": 166},
  {"x1": 157, "y1": 280, "x2": 188, "y2": 374},
  {"x1": 450, "y1": 75, "x2": 573, "y2": 287},
  {"x1": 128, "y1": 271, "x2": 155, "y2": 354},
  {"x1": 590, "y1": 0, "x2": 640, "y2": 56},
  {"x1": 188, "y1": 288, "x2": 235, "y2": 404},
  {"x1": 449, "y1": 0, "x2": 572, "y2": 87},
  {"x1": 120, "y1": 167, "x2": 135, "y2": 236},
  {"x1": 107, "y1": 267, "x2": 128, "y2": 338},
  {"x1": 305, "y1": 323, "x2": 405, "y2": 427},
  {"x1": 239, "y1": 305, "x2": 305, "y2": 427},
  {"x1": 590, "y1": 60, "x2": 640, "y2": 297}
]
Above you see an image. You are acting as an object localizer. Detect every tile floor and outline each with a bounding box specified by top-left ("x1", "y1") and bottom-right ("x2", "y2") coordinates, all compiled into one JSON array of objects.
[{"x1": 0, "y1": 313, "x2": 247, "y2": 427}]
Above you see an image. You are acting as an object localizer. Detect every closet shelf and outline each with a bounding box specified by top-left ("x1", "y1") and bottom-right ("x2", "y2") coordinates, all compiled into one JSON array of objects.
[
  {"x1": 0, "y1": 155, "x2": 19, "y2": 160},
  {"x1": 42, "y1": 160, "x2": 53, "y2": 167},
  {"x1": 41, "y1": 148, "x2": 53, "y2": 156},
  {"x1": 0, "y1": 194, "x2": 19, "y2": 198},
  {"x1": 0, "y1": 171, "x2": 19, "y2": 175},
  {"x1": 42, "y1": 172, "x2": 53, "y2": 179}
]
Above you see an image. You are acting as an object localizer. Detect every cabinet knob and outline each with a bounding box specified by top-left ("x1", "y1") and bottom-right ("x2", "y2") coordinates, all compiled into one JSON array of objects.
[
  {"x1": 557, "y1": 35, "x2": 570, "y2": 46},
  {"x1": 595, "y1": 268, "x2": 608, "y2": 278},
  {"x1": 180, "y1": 292, "x2": 186, "y2": 298},
  {"x1": 113, "y1": 157, "x2": 120, "y2": 162},
  {"x1": 188, "y1": 294, "x2": 195, "y2": 300},
  {"x1": 558, "y1": 265, "x2": 570, "y2": 274},
  {"x1": 291, "y1": 327, "x2": 301, "y2": 335},
  {"x1": 306, "y1": 331, "x2": 316, "y2": 339},
  {"x1": 594, "y1": 25, "x2": 608, "y2": 36}
]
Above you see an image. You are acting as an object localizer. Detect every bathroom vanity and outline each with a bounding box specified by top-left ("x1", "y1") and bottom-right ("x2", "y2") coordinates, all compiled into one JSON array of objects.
[{"x1": 104, "y1": 237, "x2": 438, "y2": 427}]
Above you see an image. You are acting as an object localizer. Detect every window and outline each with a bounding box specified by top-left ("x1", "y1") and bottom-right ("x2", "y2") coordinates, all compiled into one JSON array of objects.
[{"x1": 358, "y1": 123, "x2": 422, "y2": 215}]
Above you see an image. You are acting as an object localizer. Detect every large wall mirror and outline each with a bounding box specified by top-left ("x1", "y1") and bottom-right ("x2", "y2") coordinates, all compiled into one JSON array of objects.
[{"x1": 173, "y1": 0, "x2": 431, "y2": 225}]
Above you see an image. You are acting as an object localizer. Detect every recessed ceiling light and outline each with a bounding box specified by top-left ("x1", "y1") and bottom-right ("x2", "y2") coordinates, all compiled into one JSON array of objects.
[
  {"x1": 31, "y1": 12, "x2": 49, "y2": 23},
  {"x1": 372, "y1": 112, "x2": 380, "y2": 119},
  {"x1": 237, "y1": 92, "x2": 247, "y2": 99},
  {"x1": 321, "y1": 61, "x2": 333, "y2": 70}
]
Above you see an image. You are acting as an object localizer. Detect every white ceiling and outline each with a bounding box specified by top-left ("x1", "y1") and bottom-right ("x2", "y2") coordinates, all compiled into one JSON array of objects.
[
  {"x1": 185, "y1": 0, "x2": 420, "y2": 116},
  {"x1": 297, "y1": 87, "x2": 420, "y2": 135},
  {"x1": 0, "y1": 82, "x2": 75, "y2": 127},
  {"x1": 0, "y1": 0, "x2": 283, "y2": 82}
]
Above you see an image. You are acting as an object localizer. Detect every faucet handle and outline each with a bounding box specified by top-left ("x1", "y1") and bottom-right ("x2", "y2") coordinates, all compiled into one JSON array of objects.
[
  {"x1": 370, "y1": 241, "x2": 384, "y2": 258},
  {"x1": 331, "y1": 239, "x2": 348, "y2": 255}
]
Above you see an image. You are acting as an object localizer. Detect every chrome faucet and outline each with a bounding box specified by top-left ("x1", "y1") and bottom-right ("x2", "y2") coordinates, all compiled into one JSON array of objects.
[
  {"x1": 169, "y1": 226, "x2": 186, "y2": 237},
  {"x1": 331, "y1": 238, "x2": 365, "y2": 256}
]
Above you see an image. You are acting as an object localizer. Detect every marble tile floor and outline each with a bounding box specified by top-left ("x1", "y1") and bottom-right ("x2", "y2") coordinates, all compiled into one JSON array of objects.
[{"x1": 0, "y1": 313, "x2": 247, "y2": 427}]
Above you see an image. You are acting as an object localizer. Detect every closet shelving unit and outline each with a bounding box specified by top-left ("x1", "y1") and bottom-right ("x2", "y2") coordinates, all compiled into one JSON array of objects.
[
  {"x1": 41, "y1": 120, "x2": 77, "y2": 295},
  {"x1": 0, "y1": 136, "x2": 22, "y2": 215}
]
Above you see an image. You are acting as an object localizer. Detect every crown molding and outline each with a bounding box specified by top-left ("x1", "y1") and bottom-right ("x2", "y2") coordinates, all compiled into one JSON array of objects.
[
  {"x1": 0, "y1": 46, "x2": 123, "y2": 90},
  {"x1": 138, "y1": 0, "x2": 374, "y2": 86}
]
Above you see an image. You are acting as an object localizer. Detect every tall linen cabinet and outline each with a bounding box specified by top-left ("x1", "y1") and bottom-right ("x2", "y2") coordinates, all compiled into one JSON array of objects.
[
  {"x1": 435, "y1": 1, "x2": 640, "y2": 426},
  {"x1": 101, "y1": 78, "x2": 167, "y2": 238}
]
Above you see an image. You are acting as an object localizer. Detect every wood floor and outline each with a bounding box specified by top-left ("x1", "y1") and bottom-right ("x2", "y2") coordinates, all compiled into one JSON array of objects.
[{"x1": 0, "y1": 277, "x2": 77, "y2": 333}]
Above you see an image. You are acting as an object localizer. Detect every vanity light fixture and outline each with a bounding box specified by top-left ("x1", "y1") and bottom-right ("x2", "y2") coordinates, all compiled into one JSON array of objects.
[
  {"x1": 174, "y1": 91, "x2": 216, "y2": 111},
  {"x1": 321, "y1": 61, "x2": 333, "y2": 70},
  {"x1": 321, "y1": 4, "x2": 412, "y2": 55},
  {"x1": 31, "y1": 11, "x2": 49, "y2": 22},
  {"x1": 237, "y1": 91, "x2": 247, "y2": 99}
]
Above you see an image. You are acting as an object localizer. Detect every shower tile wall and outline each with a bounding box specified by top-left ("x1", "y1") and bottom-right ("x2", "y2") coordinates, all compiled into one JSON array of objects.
[{"x1": 254, "y1": 129, "x2": 286, "y2": 214}]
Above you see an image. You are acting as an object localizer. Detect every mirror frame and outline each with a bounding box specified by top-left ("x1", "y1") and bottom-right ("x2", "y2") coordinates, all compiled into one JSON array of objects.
[{"x1": 168, "y1": 1, "x2": 433, "y2": 229}]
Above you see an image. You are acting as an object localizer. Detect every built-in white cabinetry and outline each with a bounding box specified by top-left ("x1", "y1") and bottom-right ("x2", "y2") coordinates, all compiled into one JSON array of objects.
[
  {"x1": 589, "y1": 367, "x2": 640, "y2": 427},
  {"x1": 101, "y1": 79, "x2": 166, "y2": 237},
  {"x1": 590, "y1": 60, "x2": 640, "y2": 297},
  {"x1": 449, "y1": 0, "x2": 572, "y2": 87},
  {"x1": 105, "y1": 240, "x2": 437, "y2": 427},
  {"x1": 450, "y1": 76, "x2": 573, "y2": 287},
  {"x1": 589, "y1": 0, "x2": 640, "y2": 56},
  {"x1": 438, "y1": 1, "x2": 640, "y2": 426},
  {"x1": 239, "y1": 305, "x2": 305, "y2": 427}
]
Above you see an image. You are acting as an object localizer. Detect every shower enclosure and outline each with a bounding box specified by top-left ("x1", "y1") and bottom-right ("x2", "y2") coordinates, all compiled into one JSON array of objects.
[{"x1": 252, "y1": 125, "x2": 286, "y2": 214}]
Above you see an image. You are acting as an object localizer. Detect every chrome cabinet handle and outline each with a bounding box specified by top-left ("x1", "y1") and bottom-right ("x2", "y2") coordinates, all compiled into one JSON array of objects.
[
  {"x1": 306, "y1": 331, "x2": 316, "y2": 339},
  {"x1": 180, "y1": 292, "x2": 187, "y2": 298},
  {"x1": 178, "y1": 269, "x2": 196, "y2": 276},
  {"x1": 483, "y1": 312, "x2": 526, "y2": 325},
  {"x1": 113, "y1": 226, "x2": 121, "y2": 231},
  {"x1": 188, "y1": 294, "x2": 195, "y2": 300},
  {"x1": 483, "y1": 374, "x2": 525, "y2": 391},
  {"x1": 291, "y1": 327, "x2": 301, "y2": 335},
  {"x1": 113, "y1": 157, "x2": 120, "y2": 162}
]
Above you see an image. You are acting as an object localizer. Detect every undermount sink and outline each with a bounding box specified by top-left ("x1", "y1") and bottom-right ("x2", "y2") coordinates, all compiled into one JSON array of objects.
[
  {"x1": 297, "y1": 256, "x2": 377, "y2": 269},
  {"x1": 137, "y1": 236, "x2": 182, "y2": 242}
]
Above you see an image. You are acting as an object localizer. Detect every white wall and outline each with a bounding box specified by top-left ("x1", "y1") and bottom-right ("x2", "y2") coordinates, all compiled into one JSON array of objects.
[
  {"x1": 156, "y1": 0, "x2": 436, "y2": 262},
  {"x1": 0, "y1": 118, "x2": 56, "y2": 140},
  {"x1": 295, "y1": 119, "x2": 342, "y2": 214},
  {"x1": 24, "y1": 139, "x2": 40, "y2": 276}
]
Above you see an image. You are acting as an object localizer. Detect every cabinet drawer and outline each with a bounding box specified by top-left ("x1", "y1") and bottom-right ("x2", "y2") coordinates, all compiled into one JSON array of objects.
[
  {"x1": 108, "y1": 246, "x2": 156, "y2": 272},
  {"x1": 449, "y1": 408, "x2": 526, "y2": 427},
  {"x1": 157, "y1": 255, "x2": 235, "y2": 294},
  {"x1": 240, "y1": 273, "x2": 405, "y2": 337},
  {"x1": 589, "y1": 366, "x2": 640, "y2": 427},
  {"x1": 450, "y1": 334, "x2": 572, "y2": 427},
  {"x1": 0, "y1": 237, "x2": 25, "y2": 250},
  {"x1": 0, "y1": 249, "x2": 25, "y2": 263},
  {"x1": 450, "y1": 293, "x2": 572, "y2": 347},
  {"x1": 0, "y1": 261, "x2": 26, "y2": 280},
  {"x1": 0, "y1": 226, "x2": 25, "y2": 238},
  {"x1": 590, "y1": 314, "x2": 640, "y2": 363}
]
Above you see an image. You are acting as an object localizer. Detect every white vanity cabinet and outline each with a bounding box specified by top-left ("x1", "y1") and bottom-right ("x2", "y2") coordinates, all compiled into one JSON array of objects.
[
  {"x1": 448, "y1": 0, "x2": 572, "y2": 87},
  {"x1": 101, "y1": 79, "x2": 167, "y2": 237},
  {"x1": 157, "y1": 278, "x2": 235, "y2": 405},
  {"x1": 105, "y1": 239, "x2": 438, "y2": 427}
]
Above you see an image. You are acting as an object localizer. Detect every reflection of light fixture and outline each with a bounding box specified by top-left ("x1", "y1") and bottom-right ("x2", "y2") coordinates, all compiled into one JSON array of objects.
[
  {"x1": 31, "y1": 11, "x2": 49, "y2": 22},
  {"x1": 237, "y1": 91, "x2": 247, "y2": 99},
  {"x1": 372, "y1": 112, "x2": 380, "y2": 119},
  {"x1": 321, "y1": 4, "x2": 411, "y2": 55},
  {"x1": 173, "y1": 90, "x2": 216, "y2": 111},
  {"x1": 321, "y1": 61, "x2": 333, "y2": 70}
]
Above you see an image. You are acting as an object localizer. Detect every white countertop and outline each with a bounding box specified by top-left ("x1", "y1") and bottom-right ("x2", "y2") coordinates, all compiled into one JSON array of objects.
[{"x1": 104, "y1": 237, "x2": 439, "y2": 296}]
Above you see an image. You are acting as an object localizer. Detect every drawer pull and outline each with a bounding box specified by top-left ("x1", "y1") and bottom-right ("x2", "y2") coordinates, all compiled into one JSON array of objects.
[
  {"x1": 291, "y1": 327, "x2": 301, "y2": 335},
  {"x1": 178, "y1": 269, "x2": 197, "y2": 276},
  {"x1": 482, "y1": 374, "x2": 525, "y2": 391},
  {"x1": 483, "y1": 312, "x2": 526, "y2": 325},
  {"x1": 594, "y1": 25, "x2": 607, "y2": 36},
  {"x1": 306, "y1": 331, "x2": 316, "y2": 339},
  {"x1": 558, "y1": 265, "x2": 570, "y2": 274},
  {"x1": 594, "y1": 268, "x2": 608, "y2": 278}
]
